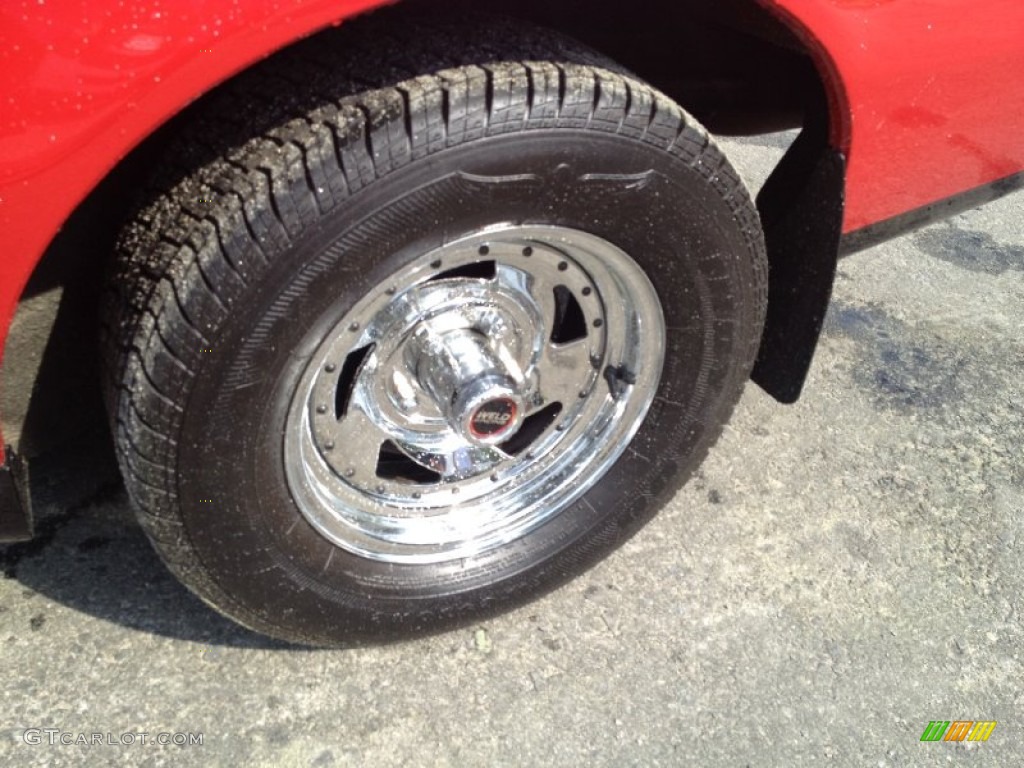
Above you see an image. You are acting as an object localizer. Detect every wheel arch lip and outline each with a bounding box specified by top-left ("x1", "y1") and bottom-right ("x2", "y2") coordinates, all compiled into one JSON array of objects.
[{"x1": 752, "y1": 0, "x2": 851, "y2": 156}]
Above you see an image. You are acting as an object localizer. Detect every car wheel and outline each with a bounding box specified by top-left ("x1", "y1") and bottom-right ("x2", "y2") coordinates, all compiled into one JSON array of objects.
[{"x1": 102, "y1": 15, "x2": 767, "y2": 645}]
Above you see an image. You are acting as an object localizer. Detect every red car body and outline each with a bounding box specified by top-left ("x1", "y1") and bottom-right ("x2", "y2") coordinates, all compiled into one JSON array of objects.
[{"x1": 1, "y1": 0, "x2": 1022, "y2": 529}]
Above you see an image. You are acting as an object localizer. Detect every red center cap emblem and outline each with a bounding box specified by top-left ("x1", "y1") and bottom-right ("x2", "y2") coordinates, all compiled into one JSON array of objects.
[{"x1": 469, "y1": 398, "x2": 518, "y2": 438}]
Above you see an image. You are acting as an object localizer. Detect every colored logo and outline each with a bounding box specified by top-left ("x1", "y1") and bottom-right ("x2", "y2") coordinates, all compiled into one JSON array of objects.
[
  {"x1": 470, "y1": 398, "x2": 517, "y2": 437},
  {"x1": 920, "y1": 721, "x2": 997, "y2": 742}
]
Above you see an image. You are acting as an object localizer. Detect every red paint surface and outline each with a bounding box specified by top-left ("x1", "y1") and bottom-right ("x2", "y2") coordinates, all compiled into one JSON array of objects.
[
  {"x1": 1, "y1": 0, "x2": 1023, "y2": 447},
  {"x1": 766, "y1": 0, "x2": 1024, "y2": 232}
]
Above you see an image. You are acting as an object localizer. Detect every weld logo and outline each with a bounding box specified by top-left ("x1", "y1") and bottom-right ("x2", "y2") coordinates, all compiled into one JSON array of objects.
[
  {"x1": 469, "y1": 398, "x2": 517, "y2": 437},
  {"x1": 920, "y1": 721, "x2": 997, "y2": 742},
  {"x1": 474, "y1": 411, "x2": 511, "y2": 425}
]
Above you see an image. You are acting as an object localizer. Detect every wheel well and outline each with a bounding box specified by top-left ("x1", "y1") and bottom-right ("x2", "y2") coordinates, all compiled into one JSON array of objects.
[
  {"x1": 499, "y1": 0, "x2": 826, "y2": 136},
  {"x1": 2, "y1": 0, "x2": 844, "y2": 458}
]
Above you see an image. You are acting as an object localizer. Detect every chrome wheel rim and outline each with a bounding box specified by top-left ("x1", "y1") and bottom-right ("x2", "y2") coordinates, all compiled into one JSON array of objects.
[{"x1": 284, "y1": 225, "x2": 665, "y2": 564}]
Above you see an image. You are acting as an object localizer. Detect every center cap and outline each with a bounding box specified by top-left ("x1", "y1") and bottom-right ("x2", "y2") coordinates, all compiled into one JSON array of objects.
[
  {"x1": 413, "y1": 327, "x2": 527, "y2": 446},
  {"x1": 469, "y1": 397, "x2": 519, "y2": 440},
  {"x1": 452, "y1": 378, "x2": 526, "y2": 446}
]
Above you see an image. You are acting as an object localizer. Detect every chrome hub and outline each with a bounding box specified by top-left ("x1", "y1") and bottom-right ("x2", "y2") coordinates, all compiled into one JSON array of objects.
[
  {"x1": 412, "y1": 327, "x2": 526, "y2": 446},
  {"x1": 284, "y1": 225, "x2": 666, "y2": 564}
]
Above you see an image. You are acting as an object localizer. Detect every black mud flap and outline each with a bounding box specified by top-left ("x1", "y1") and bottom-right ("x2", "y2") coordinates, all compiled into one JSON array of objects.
[{"x1": 751, "y1": 93, "x2": 846, "y2": 404}]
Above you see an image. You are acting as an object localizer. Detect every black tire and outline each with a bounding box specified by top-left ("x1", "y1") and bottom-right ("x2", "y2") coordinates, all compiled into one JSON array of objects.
[{"x1": 102, "y1": 10, "x2": 767, "y2": 645}]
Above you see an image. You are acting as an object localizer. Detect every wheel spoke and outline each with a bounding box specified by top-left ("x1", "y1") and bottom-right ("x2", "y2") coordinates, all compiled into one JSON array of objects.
[
  {"x1": 436, "y1": 444, "x2": 512, "y2": 481},
  {"x1": 527, "y1": 269, "x2": 562, "y2": 341},
  {"x1": 326, "y1": 406, "x2": 392, "y2": 481},
  {"x1": 537, "y1": 338, "x2": 593, "y2": 408}
]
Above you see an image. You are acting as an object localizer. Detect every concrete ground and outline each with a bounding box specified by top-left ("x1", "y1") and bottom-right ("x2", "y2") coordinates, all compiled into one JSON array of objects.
[{"x1": 1, "y1": 134, "x2": 1021, "y2": 768}]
